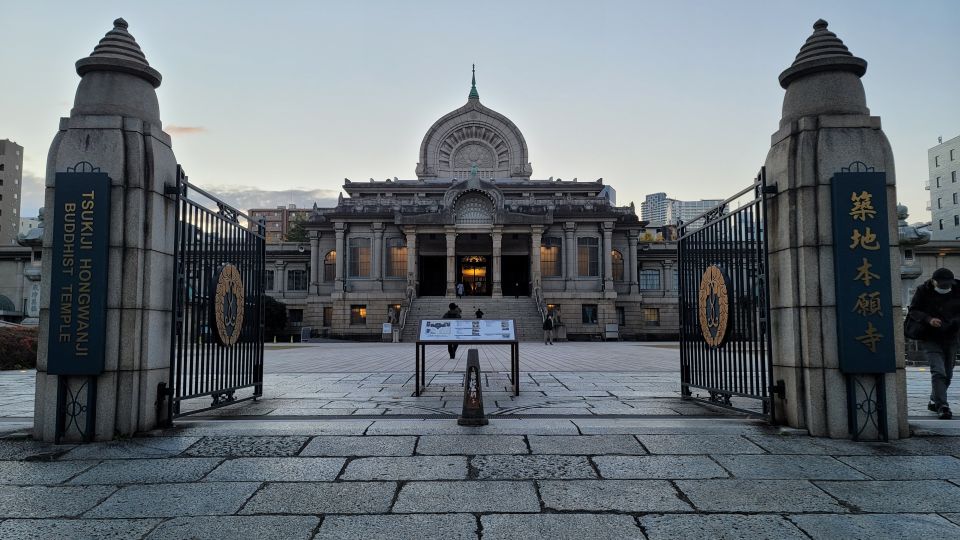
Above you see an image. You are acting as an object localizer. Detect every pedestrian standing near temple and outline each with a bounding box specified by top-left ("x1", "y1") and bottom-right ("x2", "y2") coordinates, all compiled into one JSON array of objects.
[
  {"x1": 906, "y1": 268, "x2": 960, "y2": 419},
  {"x1": 543, "y1": 314, "x2": 554, "y2": 345},
  {"x1": 456, "y1": 282, "x2": 464, "y2": 298},
  {"x1": 443, "y1": 302, "x2": 461, "y2": 359},
  {"x1": 475, "y1": 308, "x2": 484, "y2": 319}
]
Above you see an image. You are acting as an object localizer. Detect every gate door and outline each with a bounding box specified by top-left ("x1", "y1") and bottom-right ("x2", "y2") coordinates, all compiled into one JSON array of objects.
[
  {"x1": 678, "y1": 167, "x2": 779, "y2": 419},
  {"x1": 163, "y1": 166, "x2": 265, "y2": 420}
]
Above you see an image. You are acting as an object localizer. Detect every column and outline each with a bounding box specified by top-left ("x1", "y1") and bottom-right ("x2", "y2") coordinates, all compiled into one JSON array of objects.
[
  {"x1": 405, "y1": 229, "x2": 417, "y2": 295},
  {"x1": 445, "y1": 227, "x2": 456, "y2": 297},
  {"x1": 563, "y1": 222, "x2": 577, "y2": 288},
  {"x1": 334, "y1": 223, "x2": 346, "y2": 291},
  {"x1": 492, "y1": 226, "x2": 503, "y2": 297},
  {"x1": 372, "y1": 222, "x2": 383, "y2": 290},
  {"x1": 309, "y1": 230, "x2": 320, "y2": 294},
  {"x1": 628, "y1": 230, "x2": 639, "y2": 295},
  {"x1": 602, "y1": 222, "x2": 614, "y2": 292},
  {"x1": 275, "y1": 260, "x2": 287, "y2": 296},
  {"x1": 764, "y1": 20, "x2": 906, "y2": 438},
  {"x1": 530, "y1": 226, "x2": 543, "y2": 289}
]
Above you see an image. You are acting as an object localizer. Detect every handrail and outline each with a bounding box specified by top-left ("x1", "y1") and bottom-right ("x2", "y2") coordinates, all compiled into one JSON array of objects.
[
  {"x1": 533, "y1": 285, "x2": 547, "y2": 322},
  {"x1": 398, "y1": 286, "x2": 415, "y2": 338}
]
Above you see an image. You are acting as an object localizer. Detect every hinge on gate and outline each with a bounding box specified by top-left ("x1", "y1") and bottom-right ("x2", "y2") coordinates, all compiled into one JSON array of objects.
[
  {"x1": 762, "y1": 183, "x2": 778, "y2": 195},
  {"x1": 771, "y1": 379, "x2": 786, "y2": 399}
]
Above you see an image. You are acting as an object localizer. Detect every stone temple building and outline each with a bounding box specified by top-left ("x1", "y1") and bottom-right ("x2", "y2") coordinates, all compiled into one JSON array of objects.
[{"x1": 268, "y1": 69, "x2": 679, "y2": 340}]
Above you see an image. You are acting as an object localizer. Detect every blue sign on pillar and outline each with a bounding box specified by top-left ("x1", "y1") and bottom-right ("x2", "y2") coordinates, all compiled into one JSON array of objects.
[
  {"x1": 47, "y1": 171, "x2": 112, "y2": 376},
  {"x1": 831, "y1": 170, "x2": 895, "y2": 374}
]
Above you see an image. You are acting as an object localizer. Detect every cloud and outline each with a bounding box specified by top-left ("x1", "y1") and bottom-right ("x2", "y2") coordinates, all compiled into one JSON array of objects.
[
  {"x1": 18, "y1": 171, "x2": 45, "y2": 219},
  {"x1": 197, "y1": 186, "x2": 341, "y2": 214},
  {"x1": 165, "y1": 125, "x2": 207, "y2": 135}
]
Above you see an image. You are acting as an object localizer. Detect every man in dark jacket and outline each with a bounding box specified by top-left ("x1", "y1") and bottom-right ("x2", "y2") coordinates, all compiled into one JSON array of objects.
[
  {"x1": 442, "y1": 302, "x2": 461, "y2": 359},
  {"x1": 907, "y1": 268, "x2": 960, "y2": 419}
]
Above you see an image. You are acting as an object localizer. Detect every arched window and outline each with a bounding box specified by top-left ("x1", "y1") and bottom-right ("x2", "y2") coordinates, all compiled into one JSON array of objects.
[
  {"x1": 323, "y1": 250, "x2": 336, "y2": 282},
  {"x1": 348, "y1": 238, "x2": 371, "y2": 277},
  {"x1": 611, "y1": 250, "x2": 624, "y2": 281},
  {"x1": 455, "y1": 193, "x2": 494, "y2": 224}
]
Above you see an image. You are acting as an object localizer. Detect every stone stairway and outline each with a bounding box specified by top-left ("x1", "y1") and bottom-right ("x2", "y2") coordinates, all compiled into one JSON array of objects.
[{"x1": 400, "y1": 296, "x2": 544, "y2": 342}]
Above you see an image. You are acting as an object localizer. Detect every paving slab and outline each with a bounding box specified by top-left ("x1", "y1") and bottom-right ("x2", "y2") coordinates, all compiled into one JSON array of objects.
[
  {"x1": 416, "y1": 435, "x2": 528, "y2": 455},
  {"x1": 341, "y1": 456, "x2": 467, "y2": 480},
  {"x1": 393, "y1": 481, "x2": 540, "y2": 513},
  {"x1": 319, "y1": 514, "x2": 477, "y2": 540},
  {"x1": 204, "y1": 457, "x2": 345, "y2": 482},
  {"x1": 0, "y1": 439, "x2": 74, "y2": 460},
  {"x1": 837, "y1": 455, "x2": 960, "y2": 480},
  {"x1": 472, "y1": 455, "x2": 596, "y2": 480},
  {"x1": 0, "y1": 460, "x2": 97, "y2": 485},
  {"x1": 184, "y1": 436, "x2": 308, "y2": 457},
  {"x1": 299, "y1": 435, "x2": 415, "y2": 456},
  {"x1": 240, "y1": 482, "x2": 396, "y2": 514},
  {"x1": 789, "y1": 513, "x2": 960, "y2": 540},
  {"x1": 675, "y1": 480, "x2": 846, "y2": 512},
  {"x1": 593, "y1": 455, "x2": 728, "y2": 479},
  {"x1": 146, "y1": 516, "x2": 320, "y2": 540},
  {"x1": 744, "y1": 434, "x2": 899, "y2": 455},
  {"x1": 85, "y1": 482, "x2": 260, "y2": 518},
  {"x1": 58, "y1": 437, "x2": 199, "y2": 460},
  {"x1": 69, "y1": 458, "x2": 222, "y2": 484},
  {"x1": 636, "y1": 434, "x2": 765, "y2": 454},
  {"x1": 0, "y1": 518, "x2": 161, "y2": 540},
  {"x1": 538, "y1": 480, "x2": 691, "y2": 512},
  {"x1": 366, "y1": 418, "x2": 579, "y2": 435},
  {"x1": 0, "y1": 486, "x2": 116, "y2": 518},
  {"x1": 712, "y1": 455, "x2": 869, "y2": 480},
  {"x1": 172, "y1": 420, "x2": 373, "y2": 436},
  {"x1": 482, "y1": 513, "x2": 642, "y2": 539},
  {"x1": 640, "y1": 514, "x2": 808, "y2": 540},
  {"x1": 814, "y1": 480, "x2": 960, "y2": 512},
  {"x1": 944, "y1": 513, "x2": 960, "y2": 526},
  {"x1": 527, "y1": 435, "x2": 645, "y2": 455}
]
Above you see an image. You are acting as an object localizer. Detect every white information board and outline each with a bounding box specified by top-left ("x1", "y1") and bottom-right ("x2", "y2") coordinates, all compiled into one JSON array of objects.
[{"x1": 418, "y1": 319, "x2": 516, "y2": 341}]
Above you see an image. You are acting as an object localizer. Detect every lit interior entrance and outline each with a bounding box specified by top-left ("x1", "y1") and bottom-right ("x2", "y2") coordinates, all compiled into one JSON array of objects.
[{"x1": 459, "y1": 255, "x2": 490, "y2": 296}]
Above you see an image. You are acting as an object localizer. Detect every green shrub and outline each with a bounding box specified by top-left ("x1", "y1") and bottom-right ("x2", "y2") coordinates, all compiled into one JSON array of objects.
[{"x1": 0, "y1": 326, "x2": 38, "y2": 370}]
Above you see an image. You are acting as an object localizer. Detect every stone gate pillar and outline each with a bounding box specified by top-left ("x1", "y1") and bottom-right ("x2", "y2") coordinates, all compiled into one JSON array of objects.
[
  {"x1": 34, "y1": 19, "x2": 179, "y2": 442},
  {"x1": 765, "y1": 20, "x2": 908, "y2": 439}
]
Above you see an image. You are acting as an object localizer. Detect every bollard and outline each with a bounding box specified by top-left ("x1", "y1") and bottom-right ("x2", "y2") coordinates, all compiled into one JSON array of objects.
[
  {"x1": 290, "y1": 335, "x2": 294, "y2": 343},
  {"x1": 273, "y1": 336, "x2": 277, "y2": 343},
  {"x1": 458, "y1": 349, "x2": 488, "y2": 426}
]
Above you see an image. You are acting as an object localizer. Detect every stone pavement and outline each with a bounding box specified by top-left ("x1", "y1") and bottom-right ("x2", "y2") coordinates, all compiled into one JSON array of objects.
[
  {"x1": 2, "y1": 417, "x2": 960, "y2": 539},
  {"x1": 1, "y1": 342, "x2": 956, "y2": 420}
]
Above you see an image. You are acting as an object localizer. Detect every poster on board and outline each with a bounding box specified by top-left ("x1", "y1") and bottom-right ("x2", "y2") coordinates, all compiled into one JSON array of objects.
[{"x1": 418, "y1": 319, "x2": 515, "y2": 341}]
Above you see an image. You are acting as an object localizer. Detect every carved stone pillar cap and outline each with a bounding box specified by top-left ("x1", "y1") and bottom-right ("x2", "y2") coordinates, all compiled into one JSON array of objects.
[
  {"x1": 76, "y1": 18, "x2": 162, "y2": 88},
  {"x1": 778, "y1": 19, "x2": 866, "y2": 89}
]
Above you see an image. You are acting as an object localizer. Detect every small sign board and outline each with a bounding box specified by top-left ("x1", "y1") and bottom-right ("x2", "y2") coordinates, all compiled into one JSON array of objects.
[
  {"x1": 419, "y1": 319, "x2": 515, "y2": 341},
  {"x1": 831, "y1": 170, "x2": 895, "y2": 374},
  {"x1": 382, "y1": 323, "x2": 392, "y2": 334},
  {"x1": 47, "y1": 172, "x2": 112, "y2": 376}
]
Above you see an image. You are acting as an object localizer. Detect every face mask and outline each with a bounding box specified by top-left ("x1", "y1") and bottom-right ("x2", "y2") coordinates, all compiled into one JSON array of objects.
[{"x1": 936, "y1": 286, "x2": 952, "y2": 294}]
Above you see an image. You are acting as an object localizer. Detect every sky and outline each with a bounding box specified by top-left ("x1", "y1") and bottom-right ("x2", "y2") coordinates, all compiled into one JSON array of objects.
[{"x1": 2, "y1": 0, "x2": 957, "y2": 223}]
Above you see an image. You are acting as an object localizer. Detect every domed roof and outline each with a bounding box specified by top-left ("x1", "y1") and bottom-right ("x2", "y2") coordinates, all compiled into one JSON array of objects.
[
  {"x1": 779, "y1": 19, "x2": 866, "y2": 89},
  {"x1": 76, "y1": 18, "x2": 162, "y2": 88},
  {"x1": 416, "y1": 66, "x2": 532, "y2": 181}
]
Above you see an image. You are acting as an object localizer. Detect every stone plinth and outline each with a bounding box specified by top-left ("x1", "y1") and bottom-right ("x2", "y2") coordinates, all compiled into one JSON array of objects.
[
  {"x1": 34, "y1": 19, "x2": 178, "y2": 442},
  {"x1": 765, "y1": 20, "x2": 908, "y2": 439}
]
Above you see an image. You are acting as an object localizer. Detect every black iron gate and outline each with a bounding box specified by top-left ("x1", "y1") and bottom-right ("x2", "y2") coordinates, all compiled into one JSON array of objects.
[
  {"x1": 678, "y1": 167, "x2": 780, "y2": 418},
  {"x1": 160, "y1": 166, "x2": 266, "y2": 420}
]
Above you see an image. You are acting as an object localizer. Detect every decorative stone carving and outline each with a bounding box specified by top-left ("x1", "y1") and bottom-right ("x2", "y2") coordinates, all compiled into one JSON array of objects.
[
  {"x1": 453, "y1": 143, "x2": 495, "y2": 169},
  {"x1": 455, "y1": 193, "x2": 494, "y2": 224}
]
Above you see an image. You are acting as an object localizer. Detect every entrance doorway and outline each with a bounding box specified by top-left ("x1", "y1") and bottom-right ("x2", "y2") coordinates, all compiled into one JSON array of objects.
[
  {"x1": 459, "y1": 255, "x2": 490, "y2": 296},
  {"x1": 419, "y1": 256, "x2": 446, "y2": 296},
  {"x1": 502, "y1": 255, "x2": 530, "y2": 296}
]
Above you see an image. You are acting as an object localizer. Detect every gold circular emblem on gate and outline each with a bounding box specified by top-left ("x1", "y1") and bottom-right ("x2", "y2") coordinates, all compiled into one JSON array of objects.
[
  {"x1": 698, "y1": 265, "x2": 731, "y2": 348},
  {"x1": 214, "y1": 264, "x2": 245, "y2": 346}
]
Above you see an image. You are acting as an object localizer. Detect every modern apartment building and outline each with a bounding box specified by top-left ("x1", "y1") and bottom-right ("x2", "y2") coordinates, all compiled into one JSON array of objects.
[
  {"x1": 0, "y1": 139, "x2": 24, "y2": 246},
  {"x1": 929, "y1": 134, "x2": 960, "y2": 240},
  {"x1": 247, "y1": 205, "x2": 314, "y2": 244},
  {"x1": 640, "y1": 192, "x2": 723, "y2": 229}
]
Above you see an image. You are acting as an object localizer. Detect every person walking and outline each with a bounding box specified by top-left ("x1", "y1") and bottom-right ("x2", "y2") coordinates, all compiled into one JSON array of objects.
[
  {"x1": 443, "y1": 302, "x2": 461, "y2": 359},
  {"x1": 543, "y1": 314, "x2": 554, "y2": 345},
  {"x1": 456, "y1": 282, "x2": 464, "y2": 299},
  {"x1": 906, "y1": 268, "x2": 960, "y2": 419},
  {"x1": 475, "y1": 308, "x2": 484, "y2": 319}
]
